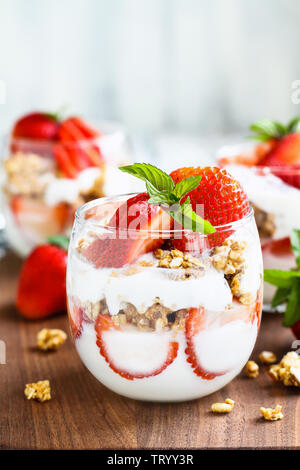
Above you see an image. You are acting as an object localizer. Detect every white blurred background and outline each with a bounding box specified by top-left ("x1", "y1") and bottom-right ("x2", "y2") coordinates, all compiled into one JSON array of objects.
[{"x1": 1, "y1": 0, "x2": 300, "y2": 164}]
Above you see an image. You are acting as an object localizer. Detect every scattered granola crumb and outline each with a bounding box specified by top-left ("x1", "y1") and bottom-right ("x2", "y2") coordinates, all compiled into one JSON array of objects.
[
  {"x1": 269, "y1": 351, "x2": 300, "y2": 386},
  {"x1": 24, "y1": 380, "x2": 51, "y2": 402},
  {"x1": 259, "y1": 350, "x2": 277, "y2": 365},
  {"x1": 260, "y1": 405, "x2": 283, "y2": 421},
  {"x1": 37, "y1": 328, "x2": 67, "y2": 351},
  {"x1": 211, "y1": 398, "x2": 235, "y2": 413},
  {"x1": 245, "y1": 360, "x2": 259, "y2": 378}
]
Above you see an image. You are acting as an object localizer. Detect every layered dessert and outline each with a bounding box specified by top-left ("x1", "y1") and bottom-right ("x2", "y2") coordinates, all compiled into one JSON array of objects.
[
  {"x1": 218, "y1": 117, "x2": 300, "y2": 306},
  {"x1": 2, "y1": 111, "x2": 131, "y2": 256},
  {"x1": 67, "y1": 164, "x2": 263, "y2": 402}
]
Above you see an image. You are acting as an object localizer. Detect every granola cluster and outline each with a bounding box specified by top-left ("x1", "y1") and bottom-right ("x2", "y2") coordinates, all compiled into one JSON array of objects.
[
  {"x1": 82, "y1": 297, "x2": 187, "y2": 332},
  {"x1": 253, "y1": 203, "x2": 276, "y2": 238},
  {"x1": 211, "y1": 398, "x2": 235, "y2": 413},
  {"x1": 269, "y1": 351, "x2": 300, "y2": 387},
  {"x1": 37, "y1": 328, "x2": 67, "y2": 351},
  {"x1": 245, "y1": 360, "x2": 259, "y2": 378},
  {"x1": 4, "y1": 152, "x2": 54, "y2": 196},
  {"x1": 260, "y1": 405, "x2": 283, "y2": 421},
  {"x1": 24, "y1": 380, "x2": 51, "y2": 402},
  {"x1": 212, "y1": 239, "x2": 253, "y2": 305},
  {"x1": 259, "y1": 350, "x2": 277, "y2": 365}
]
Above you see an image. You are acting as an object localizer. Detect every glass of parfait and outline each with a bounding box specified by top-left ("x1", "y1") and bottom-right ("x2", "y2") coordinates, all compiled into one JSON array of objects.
[
  {"x1": 1, "y1": 112, "x2": 132, "y2": 257},
  {"x1": 67, "y1": 164, "x2": 263, "y2": 402},
  {"x1": 218, "y1": 138, "x2": 300, "y2": 309}
]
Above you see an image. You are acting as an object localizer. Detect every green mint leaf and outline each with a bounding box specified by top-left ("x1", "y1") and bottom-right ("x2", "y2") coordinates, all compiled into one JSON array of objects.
[
  {"x1": 283, "y1": 279, "x2": 300, "y2": 327},
  {"x1": 264, "y1": 269, "x2": 300, "y2": 288},
  {"x1": 120, "y1": 163, "x2": 174, "y2": 193},
  {"x1": 291, "y1": 229, "x2": 300, "y2": 269},
  {"x1": 47, "y1": 235, "x2": 69, "y2": 251},
  {"x1": 249, "y1": 119, "x2": 287, "y2": 141},
  {"x1": 271, "y1": 286, "x2": 291, "y2": 308},
  {"x1": 288, "y1": 116, "x2": 300, "y2": 133},
  {"x1": 173, "y1": 176, "x2": 202, "y2": 201},
  {"x1": 166, "y1": 197, "x2": 216, "y2": 234}
]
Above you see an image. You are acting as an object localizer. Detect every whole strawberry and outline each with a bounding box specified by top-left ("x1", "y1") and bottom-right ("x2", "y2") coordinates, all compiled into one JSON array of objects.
[
  {"x1": 12, "y1": 112, "x2": 60, "y2": 140},
  {"x1": 16, "y1": 236, "x2": 69, "y2": 319},
  {"x1": 169, "y1": 166, "x2": 250, "y2": 251}
]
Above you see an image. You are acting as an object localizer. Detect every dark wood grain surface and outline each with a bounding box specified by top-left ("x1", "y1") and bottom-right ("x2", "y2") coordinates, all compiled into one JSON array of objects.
[{"x1": 0, "y1": 253, "x2": 299, "y2": 450}]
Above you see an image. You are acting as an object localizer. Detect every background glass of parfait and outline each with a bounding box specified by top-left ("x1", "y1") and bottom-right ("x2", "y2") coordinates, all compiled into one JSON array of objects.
[
  {"x1": 217, "y1": 142, "x2": 300, "y2": 310},
  {"x1": 1, "y1": 121, "x2": 137, "y2": 257},
  {"x1": 67, "y1": 194, "x2": 263, "y2": 402}
]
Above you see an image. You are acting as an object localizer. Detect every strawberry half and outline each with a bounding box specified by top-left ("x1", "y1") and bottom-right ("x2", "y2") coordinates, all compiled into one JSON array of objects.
[
  {"x1": 169, "y1": 167, "x2": 250, "y2": 251},
  {"x1": 84, "y1": 193, "x2": 172, "y2": 268},
  {"x1": 12, "y1": 112, "x2": 59, "y2": 140},
  {"x1": 68, "y1": 304, "x2": 84, "y2": 340},
  {"x1": 185, "y1": 308, "x2": 227, "y2": 380},
  {"x1": 95, "y1": 314, "x2": 179, "y2": 380},
  {"x1": 54, "y1": 116, "x2": 103, "y2": 178}
]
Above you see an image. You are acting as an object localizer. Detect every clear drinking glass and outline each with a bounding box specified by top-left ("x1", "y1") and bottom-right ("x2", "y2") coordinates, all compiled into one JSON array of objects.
[
  {"x1": 67, "y1": 194, "x2": 263, "y2": 402},
  {"x1": 218, "y1": 144, "x2": 300, "y2": 309},
  {"x1": 1, "y1": 123, "x2": 131, "y2": 257}
]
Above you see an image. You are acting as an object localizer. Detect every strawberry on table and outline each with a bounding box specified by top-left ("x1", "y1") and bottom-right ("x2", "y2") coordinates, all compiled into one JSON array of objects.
[
  {"x1": 16, "y1": 236, "x2": 69, "y2": 319},
  {"x1": 95, "y1": 314, "x2": 179, "y2": 380}
]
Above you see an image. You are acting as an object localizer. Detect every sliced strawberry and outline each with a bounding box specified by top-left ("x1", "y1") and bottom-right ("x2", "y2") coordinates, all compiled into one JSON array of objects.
[
  {"x1": 55, "y1": 117, "x2": 103, "y2": 177},
  {"x1": 84, "y1": 193, "x2": 172, "y2": 268},
  {"x1": 95, "y1": 314, "x2": 178, "y2": 380},
  {"x1": 258, "y1": 134, "x2": 300, "y2": 189},
  {"x1": 10, "y1": 195, "x2": 72, "y2": 242},
  {"x1": 185, "y1": 308, "x2": 226, "y2": 380},
  {"x1": 12, "y1": 112, "x2": 59, "y2": 140},
  {"x1": 169, "y1": 167, "x2": 249, "y2": 252},
  {"x1": 185, "y1": 303, "x2": 259, "y2": 379},
  {"x1": 58, "y1": 116, "x2": 100, "y2": 141},
  {"x1": 68, "y1": 304, "x2": 83, "y2": 340}
]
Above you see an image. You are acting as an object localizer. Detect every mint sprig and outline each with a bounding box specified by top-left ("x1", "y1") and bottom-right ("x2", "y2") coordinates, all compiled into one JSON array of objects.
[
  {"x1": 119, "y1": 163, "x2": 216, "y2": 234},
  {"x1": 249, "y1": 116, "x2": 300, "y2": 142},
  {"x1": 264, "y1": 229, "x2": 300, "y2": 326}
]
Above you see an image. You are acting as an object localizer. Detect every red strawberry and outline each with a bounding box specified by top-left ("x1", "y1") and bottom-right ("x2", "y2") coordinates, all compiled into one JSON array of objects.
[
  {"x1": 185, "y1": 308, "x2": 227, "y2": 380},
  {"x1": 259, "y1": 133, "x2": 300, "y2": 168},
  {"x1": 291, "y1": 320, "x2": 300, "y2": 339},
  {"x1": 12, "y1": 112, "x2": 59, "y2": 140},
  {"x1": 54, "y1": 116, "x2": 103, "y2": 178},
  {"x1": 10, "y1": 196, "x2": 72, "y2": 242},
  {"x1": 95, "y1": 314, "x2": 179, "y2": 380},
  {"x1": 169, "y1": 167, "x2": 250, "y2": 251},
  {"x1": 53, "y1": 142, "x2": 94, "y2": 178},
  {"x1": 16, "y1": 244, "x2": 67, "y2": 319},
  {"x1": 84, "y1": 193, "x2": 172, "y2": 268},
  {"x1": 58, "y1": 116, "x2": 100, "y2": 141},
  {"x1": 68, "y1": 304, "x2": 83, "y2": 340}
]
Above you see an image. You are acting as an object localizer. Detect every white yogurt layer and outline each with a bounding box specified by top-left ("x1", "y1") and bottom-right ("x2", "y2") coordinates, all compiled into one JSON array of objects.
[
  {"x1": 226, "y1": 164, "x2": 300, "y2": 240},
  {"x1": 68, "y1": 250, "x2": 233, "y2": 313},
  {"x1": 44, "y1": 167, "x2": 102, "y2": 206},
  {"x1": 75, "y1": 318, "x2": 258, "y2": 401}
]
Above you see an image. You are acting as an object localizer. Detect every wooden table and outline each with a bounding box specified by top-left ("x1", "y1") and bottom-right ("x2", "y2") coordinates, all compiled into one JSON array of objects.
[{"x1": 0, "y1": 253, "x2": 299, "y2": 450}]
